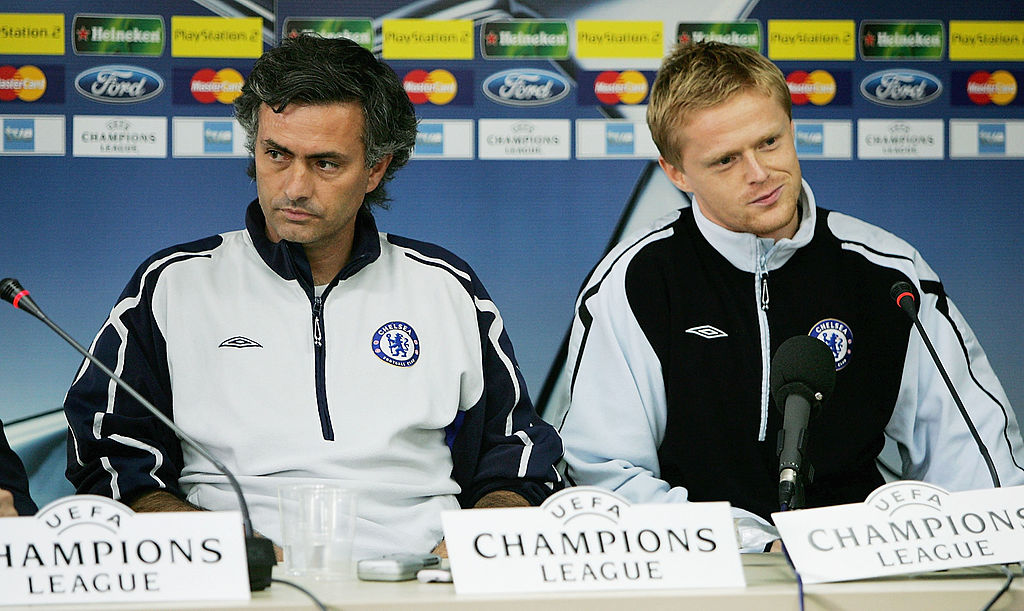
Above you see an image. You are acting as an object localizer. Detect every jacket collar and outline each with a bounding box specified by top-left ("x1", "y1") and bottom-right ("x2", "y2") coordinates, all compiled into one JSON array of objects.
[
  {"x1": 244, "y1": 200, "x2": 382, "y2": 291},
  {"x1": 690, "y1": 178, "x2": 817, "y2": 274}
]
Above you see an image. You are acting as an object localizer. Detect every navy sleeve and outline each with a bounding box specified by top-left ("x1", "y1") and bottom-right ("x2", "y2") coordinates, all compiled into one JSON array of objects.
[
  {"x1": 450, "y1": 272, "x2": 564, "y2": 507},
  {"x1": 0, "y1": 420, "x2": 37, "y2": 515},
  {"x1": 64, "y1": 255, "x2": 185, "y2": 504}
]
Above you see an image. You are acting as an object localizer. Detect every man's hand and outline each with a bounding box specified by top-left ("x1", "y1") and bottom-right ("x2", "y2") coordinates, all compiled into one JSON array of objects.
[
  {"x1": 129, "y1": 490, "x2": 201, "y2": 513},
  {"x1": 129, "y1": 490, "x2": 283, "y2": 560},
  {"x1": 432, "y1": 490, "x2": 532, "y2": 558},
  {"x1": 0, "y1": 489, "x2": 17, "y2": 517},
  {"x1": 473, "y1": 490, "x2": 530, "y2": 509}
]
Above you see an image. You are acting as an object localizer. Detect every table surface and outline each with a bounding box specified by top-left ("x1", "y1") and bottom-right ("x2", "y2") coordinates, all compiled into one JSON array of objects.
[{"x1": 3, "y1": 554, "x2": 1022, "y2": 611}]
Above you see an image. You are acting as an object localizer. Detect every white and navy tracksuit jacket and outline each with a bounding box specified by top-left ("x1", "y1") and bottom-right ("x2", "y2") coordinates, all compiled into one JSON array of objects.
[
  {"x1": 0, "y1": 419, "x2": 36, "y2": 515},
  {"x1": 65, "y1": 202, "x2": 563, "y2": 558},
  {"x1": 551, "y1": 181, "x2": 1024, "y2": 549}
]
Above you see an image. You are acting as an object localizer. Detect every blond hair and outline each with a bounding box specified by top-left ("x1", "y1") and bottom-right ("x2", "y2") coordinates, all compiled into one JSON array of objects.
[{"x1": 647, "y1": 42, "x2": 791, "y2": 169}]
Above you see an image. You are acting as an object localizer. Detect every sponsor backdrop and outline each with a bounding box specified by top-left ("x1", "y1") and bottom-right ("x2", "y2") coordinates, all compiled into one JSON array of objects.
[{"x1": 1, "y1": 0, "x2": 1022, "y2": 501}]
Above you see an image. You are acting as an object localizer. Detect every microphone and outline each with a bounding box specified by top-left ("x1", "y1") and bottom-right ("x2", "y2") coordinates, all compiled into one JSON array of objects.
[
  {"x1": 770, "y1": 334, "x2": 837, "y2": 511},
  {"x1": 1, "y1": 278, "x2": 276, "y2": 591},
  {"x1": 889, "y1": 280, "x2": 1000, "y2": 487}
]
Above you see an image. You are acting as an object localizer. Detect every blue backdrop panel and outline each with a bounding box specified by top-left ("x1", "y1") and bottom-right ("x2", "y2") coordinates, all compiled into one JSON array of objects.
[{"x1": 1, "y1": 0, "x2": 1022, "y2": 448}]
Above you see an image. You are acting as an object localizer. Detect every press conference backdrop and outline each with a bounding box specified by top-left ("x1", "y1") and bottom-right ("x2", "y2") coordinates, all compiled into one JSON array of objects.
[{"x1": 1, "y1": 0, "x2": 1022, "y2": 505}]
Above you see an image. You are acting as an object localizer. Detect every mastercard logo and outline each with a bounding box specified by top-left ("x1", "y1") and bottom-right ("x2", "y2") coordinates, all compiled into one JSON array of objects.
[
  {"x1": 966, "y1": 70, "x2": 1017, "y2": 106},
  {"x1": 403, "y1": 70, "x2": 458, "y2": 105},
  {"x1": 190, "y1": 68, "x2": 244, "y2": 104},
  {"x1": 593, "y1": 70, "x2": 648, "y2": 105},
  {"x1": 786, "y1": 70, "x2": 836, "y2": 106},
  {"x1": 0, "y1": 65, "x2": 47, "y2": 102}
]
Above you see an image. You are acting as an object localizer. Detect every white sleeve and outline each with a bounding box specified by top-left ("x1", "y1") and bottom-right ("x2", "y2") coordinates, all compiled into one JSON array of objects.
[
  {"x1": 557, "y1": 258, "x2": 682, "y2": 505},
  {"x1": 886, "y1": 286, "x2": 1024, "y2": 490}
]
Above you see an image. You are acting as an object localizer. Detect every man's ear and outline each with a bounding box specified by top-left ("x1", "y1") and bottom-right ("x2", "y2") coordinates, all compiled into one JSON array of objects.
[
  {"x1": 658, "y1": 156, "x2": 691, "y2": 192},
  {"x1": 365, "y1": 154, "x2": 393, "y2": 193}
]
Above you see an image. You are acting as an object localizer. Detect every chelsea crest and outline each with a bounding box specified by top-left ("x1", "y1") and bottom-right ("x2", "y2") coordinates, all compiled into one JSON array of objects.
[
  {"x1": 372, "y1": 321, "x2": 421, "y2": 367},
  {"x1": 809, "y1": 318, "x2": 853, "y2": 370}
]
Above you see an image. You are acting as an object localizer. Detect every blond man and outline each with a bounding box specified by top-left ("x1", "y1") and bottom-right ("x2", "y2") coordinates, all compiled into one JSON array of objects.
[{"x1": 551, "y1": 42, "x2": 1024, "y2": 551}]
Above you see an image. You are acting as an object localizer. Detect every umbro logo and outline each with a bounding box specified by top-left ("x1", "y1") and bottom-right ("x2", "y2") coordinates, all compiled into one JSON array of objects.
[
  {"x1": 685, "y1": 325, "x2": 728, "y2": 339},
  {"x1": 219, "y1": 336, "x2": 263, "y2": 349}
]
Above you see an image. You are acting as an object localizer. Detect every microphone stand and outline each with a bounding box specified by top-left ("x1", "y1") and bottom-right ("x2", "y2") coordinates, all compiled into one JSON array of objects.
[
  {"x1": 891, "y1": 282, "x2": 1000, "y2": 488},
  {"x1": 1, "y1": 278, "x2": 276, "y2": 591}
]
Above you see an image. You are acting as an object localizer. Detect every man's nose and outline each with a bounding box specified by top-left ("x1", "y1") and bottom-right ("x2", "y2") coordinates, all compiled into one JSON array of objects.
[
  {"x1": 283, "y1": 164, "x2": 313, "y2": 201},
  {"x1": 742, "y1": 152, "x2": 769, "y2": 183}
]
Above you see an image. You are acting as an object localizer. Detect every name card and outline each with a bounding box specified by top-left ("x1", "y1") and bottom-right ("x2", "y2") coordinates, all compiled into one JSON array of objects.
[
  {"x1": 0, "y1": 495, "x2": 250, "y2": 605},
  {"x1": 773, "y1": 481, "x2": 1024, "y2": 584},
  {"x1": 441, "y1": 486, "x2": 744, "y2": 595}
]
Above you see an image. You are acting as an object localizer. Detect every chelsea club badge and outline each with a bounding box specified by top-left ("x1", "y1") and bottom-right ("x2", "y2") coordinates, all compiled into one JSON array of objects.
[
  {"x1": 809, "y1": 318, "x2": 853, "y2": 370},
  {"x1": 372, "y1": 321, "x2": 420, "y2": 367}
]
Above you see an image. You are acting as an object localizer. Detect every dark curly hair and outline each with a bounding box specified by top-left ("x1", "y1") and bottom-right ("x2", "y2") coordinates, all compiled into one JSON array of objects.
[{"x1": 235, "y1": 35, "x2": 418, "y2": 209}]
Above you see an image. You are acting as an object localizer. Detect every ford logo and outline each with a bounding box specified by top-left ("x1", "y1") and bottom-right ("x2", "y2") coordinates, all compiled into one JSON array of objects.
[
  {"x1": 75, "y1": 65, "x2": 164, "y2": 104},
  {"x1": 482, "y1": 68, "x2": 570, "y2": 107},
  {"x1": 860, "y1": 69, "x2": 942, "y2": 107}
]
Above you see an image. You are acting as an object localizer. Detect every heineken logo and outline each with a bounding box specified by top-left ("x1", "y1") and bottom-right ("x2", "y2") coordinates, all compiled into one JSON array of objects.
[
  {"x1": 72, "y1": 14, "x2": 165, "y2": 56},
  {"x1": 860, "y1": 21, "x2": 944, "y2": 60},
  {"x1": 481, "y1": 20, "x2": 570, "y2": 58},
  {"x1": 676, "y1": 22, "x2": 761, "y2": 51},
  {"x1": 281, "y1": 18, "x2": 373, "y2": 50}
]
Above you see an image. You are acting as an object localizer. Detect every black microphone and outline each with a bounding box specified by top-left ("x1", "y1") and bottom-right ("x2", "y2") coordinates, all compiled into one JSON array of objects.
[
  {"x1": 1, "y1": 278, "x2": 276, "y2": 591},
  {"x1": 770, "y1": 334, "x2": 837, "y2": 510},
  {"x1": 889, "y1": 280, "x2": 1000, "y2": 488}
]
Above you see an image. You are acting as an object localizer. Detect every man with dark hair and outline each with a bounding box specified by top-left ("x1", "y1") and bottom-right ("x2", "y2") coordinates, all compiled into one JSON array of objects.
[
  {"x1": 550, "y1": 41, "x2": 1024, "y2": 551},
  {"x1": 64, "y1": 35, "x2": 562, "y2": 558},
  {"x1": 1, "y1": 419, "x2": 37, "y2": 516}
]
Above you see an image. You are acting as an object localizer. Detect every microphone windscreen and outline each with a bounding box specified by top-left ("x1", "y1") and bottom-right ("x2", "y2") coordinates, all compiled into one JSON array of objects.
[
  {"x1": 890, "y1": 281, "x2": 917, "y2": 307},
  {"x1": 1, "y1": 277, "x2": 25, "y2": 305},
  {"x1": 770, "y1": 335, "x2": 837, "y2": 408}
]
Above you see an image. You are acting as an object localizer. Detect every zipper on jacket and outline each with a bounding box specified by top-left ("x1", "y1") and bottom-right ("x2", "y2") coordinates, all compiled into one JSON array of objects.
[
  {"x1": 312, "y1": 295, "x2": 334, "y2": 441},
  {"x1": 755, "y1": 253, "x2": 771, "y2": 441}
]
